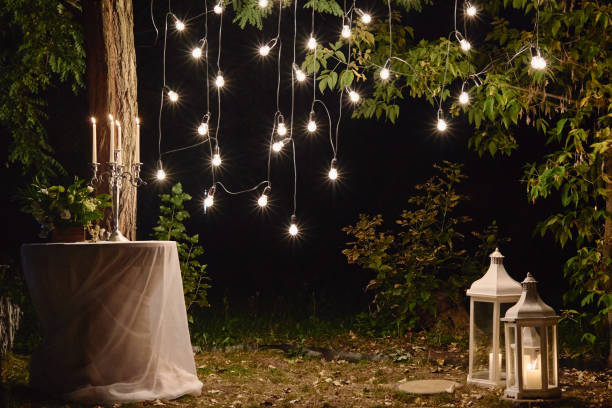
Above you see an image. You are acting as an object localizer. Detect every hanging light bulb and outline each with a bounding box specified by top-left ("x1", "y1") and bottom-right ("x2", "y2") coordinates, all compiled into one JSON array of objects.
[
  {"x1": 341, "y1": 25, "x2": 351, "y2": 39},
  {"x1": 272, "y1": 141, "x2": 284, "y2": 152},
  {"x1": 156, "y1": 160, "x2": 166, "y2": 180},
  {"x1": 307, "y1": 36, "x2": 317, "y2": 50},
  {"x1": 214, "y1": 3, "x2": 223, "y2": 14},
  {"x1": 277, "y1": 122, "x2": 287, "y2": 136},
  {"x1": 530, "y1": 47, "x2": 547, "y2": 70},
  {"x1": 167, "y1": 90, "x2": 179, "y2": 102},
  {"x1": 361, "y1": 13, "x2": 372, "y2": 24},
  {"x1": 215, "y1": 73, "x2": 225, "y2": 87},
  {"x1": 295, "y1": 68, "x2": 306, "y2": 82},
  {"x1": 191, "y1": 47, "x2": 202, "y2": 59},
  {"x1": 307, "y1": 119, "x2": 317, "y2": 133},
  {"x1": 459, "y1": 91, "x2": 470, "y2": 105},
  {"x1": 212, "y1": 153, "x2": 222, "y2": 167},
  {"x1": 328, "y1": 158, "x2": 339, "y2": 180},
  {"x1": 258, "y1": 0, "x2": 268, "y2": 7},
  {"x1": 288, "y1": 215, "x2": 299, "y2": 237},
  {"x1": 198, "y1": 122, "x2": 209, "y2": 135},
  {"x1": 204, "y1": 194, "x2": 214, "y2": 209},
  {"x1": 348, "y1": 90, "x2": 360, "y2": 103},
  {"x1": 259, "y1": 45, "x2": 271, "y2": 56},
  {"x1": 437, "y1": 118, "x2": 448, "y2": 132},
  {"x1": 175, "y1": 19, "x2": 185, "y2": 31},
  {"x1": 460, "y1": 39, "x2": 471, "y2": 51},
  {"x1": 258, "y1": 187, "x2": 270, "y2": 207},
  {"x1": 380, "y1": 67, "x2": 390, "y2": 80},
  {"x1": 466, "y1": 2, "x2": 477, "y2": 17}
]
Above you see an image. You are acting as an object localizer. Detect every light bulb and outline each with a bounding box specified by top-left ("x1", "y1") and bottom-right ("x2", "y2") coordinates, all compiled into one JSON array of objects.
[
  {"x1": 460, "y1": 39, "x2": 471, "y2": 51},
  {"x1": 272, "y1": 141, "x2": 284, "y2": 152},
  {"x1": 531, "y1": 55, "x2": 547, "y2": 70},
  {"x1": 361, "y1": 13, "x2": 372, "y2": 24},
  {"x1": 212, "y1": 153, "x2": 222, "y2": 167},
  {"x1": 296, "y1": 69, "x2": 306, "y2": 82},
  {"x1": 328, "y1": 167, "x2": 338, "y2": 180},
  {"x1": 175, "y1": 20, "x2": 185, "y2": 31},
  {"x1": 437, "y1": 118, "x2": 448, "y2": 132},
  {"x1": 349, "y1": 90, "x2": 360, "y2": 102},
  {"x1": 277, "y1": 122, "x2": 287, "y2": 136},
  {"x1": 459, "y1": 91, "x2": 469, "y2": 105},
  {"x1": 466, "y1": 4, "x2": 477, "y2": 17},
  {"x1": 215, "y1": 74, "x2": 225, "y2": 87},
  {"x1": 307, "y1": 37, "x2": 317, "y2": 50},
  {"x1": 341, "y1": 25, "x2": 351, "y2": 39},
  {"x1": 156, "y1": 168, "x2": 166, "y2": 180},
  {"x1": 257, "y1": 194, "x2": 268, "y2": 207},
  {"x1": 307, "y1": 120, "x2": 317, "y2": 133},
  {"x1": 168, "y1": 90, "x2": 179, "y2": 102},
  {"x1": 204, "y1": 194, "x2": 214, "y2": 208},
  {"x1": 191, "y1": 47, "x2": 202, "y2": 59},
  {"x1": 214, "y1": 3, "x2": 223, "y2": 14},
  {"x1": 289, "y1": 223, "x2": 298, "y2": 236},
  {"x1": 198, "y1": 122, "x2": 209, "y2": 135},
  {"x1": 258, "y1": 0, "x2": 268, "y2": 7},
  {"x1": 380, "y1": 67, "x2": 390, "y2": 80},
  {"x1": 259, "y1": 45, "x2": 271, "y2": 56}
]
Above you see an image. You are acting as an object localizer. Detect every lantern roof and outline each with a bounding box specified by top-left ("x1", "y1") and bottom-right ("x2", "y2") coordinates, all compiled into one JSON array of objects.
[
  {"x1": 466, "y1": 248, "x2": 522, "y2": 299},
  {"x1": 503, "y1": 273, "x2": 558, "y2": 320}
]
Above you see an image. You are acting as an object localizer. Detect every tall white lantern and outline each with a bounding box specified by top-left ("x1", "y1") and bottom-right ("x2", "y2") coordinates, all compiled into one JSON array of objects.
[
  {"x1": 501, "y1": 273, "x2": 561, "y2": 400},
  {"x1": 467, "y1": 248, "x2": 522, "y2": 387}
]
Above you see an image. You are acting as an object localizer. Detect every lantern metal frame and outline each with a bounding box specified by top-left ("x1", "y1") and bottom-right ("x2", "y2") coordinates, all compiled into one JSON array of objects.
[
  {"x1": 467, "y1": 248, "x2": 522, "y2": 388},
  {"x1": 501, "y1": 273, "x2": 561, "y2": 400}
]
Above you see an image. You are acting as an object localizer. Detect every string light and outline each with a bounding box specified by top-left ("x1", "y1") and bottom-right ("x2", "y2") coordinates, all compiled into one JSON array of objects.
[
  {"x1": 277, "y1": 121, "x2": 288, "y2": 136},
  {"x1": 356, "y1": 9, "x2": 372, "y2": 24},
  {"x1": 259, "y1": 44, "x2": 271, "y2": 56},
  {"x1": 198, "y1": 122, "x2": 209, "y2": 135},
  {"x1": 328, "y1": 159, "x2": 339, "y2": 180},
  {"x1": 530, "y1": 47, "x2": 547, "y2": 70},
  {"x1": 272, "y1": 141, "x2": 284, "y2": 152},
  {"x1": 212, "y1": 153, "x2": 222, "y2": 166},
  {"x1": 466, "y1": 2, "x2": 477, "y2": 17},
  {"x1": 168, "y1": 90, "x2": 179, "y2": 102},
  {"x1": 294, "y1": 64, "x2": 307, "y2": 82},
  {"x1": 257, "y1": 194, "x2": 268, "y2": 207},
  {"x1": 380, "y1": 66, "x2": 390, "y2": 80},
  {"x1": 459, "y1": 91, "x2": 470, "y2": 105},
  {"x1": 215, "y1": 73, "x2": 225, "y2": 87},
  {"x1": 191, "y1": 47, "x2": 202, "y2": 59},
  {"x1": 307, "y1": 111, "x2": 317, "y2": 133},
  {"x1": 258, "y1": 0, "x2": 268, "y2": 8},
  {"x1": 175, "y1": 19, "x2": 185, "y2": 32},
  {"x1": 348, "y1": 90, "x2": 360, "y2": 103},
  {"x1": 460, "y1": 39, "x2": 471, "y2": 51},
  {"x1": 288, "y1": 215, "x2": 299, "y2": 237},
  {"x1": 341, "y1": 25, "x2": 351, "y2": 39},
  {"x1": 307, "y1": 36, "x2": 317, "y2": 50},
  {"x1": 204, "y1": 193, "x2": 214, "y2": 208},
  {"x1": 213, "y1": 3, "x2": 223, "y2": 14},
  {"x1": 437, "y1": 116, "x2": 448, "y2": 132},
  {"x1": 156, "y1": 160, "x2": 166, "y2": 180}
]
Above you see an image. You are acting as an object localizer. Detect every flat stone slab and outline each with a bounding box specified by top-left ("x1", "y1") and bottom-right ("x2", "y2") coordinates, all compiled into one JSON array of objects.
[{"x1": 397, "y1": 379, "x2": 462, "y2": 394}]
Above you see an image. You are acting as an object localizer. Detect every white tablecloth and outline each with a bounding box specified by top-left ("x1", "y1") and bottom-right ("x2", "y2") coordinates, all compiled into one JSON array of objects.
[{"x1": 21, "y1": 241, "x2": 203, "y2": 403}]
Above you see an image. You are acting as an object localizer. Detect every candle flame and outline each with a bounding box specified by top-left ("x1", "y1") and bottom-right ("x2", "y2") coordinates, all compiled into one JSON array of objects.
[
  {"x1": 91, "y1": 117, "x2": 96, "y2": 124},
  {"x1": 108, "y1": 114, "x2": 113, "y2": 121},
  {"x1": 115, "y1": 120, "x2": 121, "y2": 127},
  {"x1": 136, "y1": 117, "x2": 140, "y2": 124}
]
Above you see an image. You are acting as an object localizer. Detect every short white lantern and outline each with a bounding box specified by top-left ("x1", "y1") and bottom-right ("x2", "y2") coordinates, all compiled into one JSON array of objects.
[
  {"x1": 467, "y1": 248, "x2": 522, "y2": 387},
  {"x1": 501, "y1": 273, "x2": 561, "y2": 400}
]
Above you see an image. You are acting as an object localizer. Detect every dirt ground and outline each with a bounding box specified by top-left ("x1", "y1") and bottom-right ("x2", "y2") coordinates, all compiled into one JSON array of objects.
[{"x1": 2, "y1": 334, "x2": 611, "y2": 407}]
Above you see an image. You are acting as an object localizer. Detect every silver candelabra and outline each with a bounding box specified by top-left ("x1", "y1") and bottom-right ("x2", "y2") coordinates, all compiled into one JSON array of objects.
[{"x1": 90, "y1": 150, "x2": 146, "y2": 241}]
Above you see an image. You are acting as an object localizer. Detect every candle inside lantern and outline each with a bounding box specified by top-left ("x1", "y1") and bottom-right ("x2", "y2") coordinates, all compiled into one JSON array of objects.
[
  {"x1": 523, "y1": 355, "x2": 542, "y2": 389},
  {"x1": 91, "y1": 117, "x2": 97, "y2": 163},
  {"x1": 488, "y1": 352, "x2": 503, "y2": 379},
  {"x1": 115, "y1": 120, "x2": 122, "y2": 165},
  {"x1": 136, "y1": 117, "x2": 140, "y2": 163},
  {"x1": 108, "y1": 114, "x2": 115, "y2": 163}
]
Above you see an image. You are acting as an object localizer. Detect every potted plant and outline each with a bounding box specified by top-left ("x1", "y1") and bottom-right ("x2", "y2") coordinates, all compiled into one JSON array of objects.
[{"x1": 19, "y1": 177, "x2": 112, "y2": 242}]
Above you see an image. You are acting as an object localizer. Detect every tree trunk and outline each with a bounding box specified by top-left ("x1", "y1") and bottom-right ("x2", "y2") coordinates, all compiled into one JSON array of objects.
[
  {"x1": 83, "y1": 0, "x2": 138, "y2": 240},
  {"x1": 605, "y1": 153, "x2": 612, "y2": 368}
]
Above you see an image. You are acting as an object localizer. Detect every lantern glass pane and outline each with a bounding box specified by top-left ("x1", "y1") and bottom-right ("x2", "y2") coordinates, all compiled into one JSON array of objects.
[
  {"x1": 507, "y1": 325, "x2": 517, "y2": 389},
  {"x1": 547, "y1": 325, "x2": 558, "y2": 388},
  {"x1": 498, "y1": 303, "x2": 514, "y2": 379},
  {"x1": 521, "y1": 326, "x2": 543, "y2": 390},
  {"x1": 472, "y1": 301, "x2": 494, "y2": 380}
]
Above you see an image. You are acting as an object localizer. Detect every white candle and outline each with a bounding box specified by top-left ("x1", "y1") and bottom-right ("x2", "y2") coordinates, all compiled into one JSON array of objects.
[
  {"x1": 108, "y1": 114, "x2": 115, "y2": 163},
  {"x1": 488, "y1": 352, "x2": 503, "y2": 379},
  {"x1": 91, "y1": 117, "x2": 97, "y2": 163},
  {"x1": 523, "y1": 355, "x2": 542, "y2": 389},
  {"x1": 115, "y1": 120, "x2": 122, "y2": 165},
  {"x1": 136, "y1": 117, "x2": 140, "y2": 163}
]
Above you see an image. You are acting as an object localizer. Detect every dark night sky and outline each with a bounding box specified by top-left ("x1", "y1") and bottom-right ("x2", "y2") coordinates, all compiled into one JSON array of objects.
[{"x1": 1, "y1": 1, "x2": 568, "y2": 314}]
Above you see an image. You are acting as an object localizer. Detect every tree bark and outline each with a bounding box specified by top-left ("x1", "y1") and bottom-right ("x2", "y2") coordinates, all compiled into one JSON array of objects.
[
  {"x1": 83, "y1": 0, "x2": 138, "y2": 240},
  {"x1": 605, "y1": 153, "x2": 612, "y2": 368}
]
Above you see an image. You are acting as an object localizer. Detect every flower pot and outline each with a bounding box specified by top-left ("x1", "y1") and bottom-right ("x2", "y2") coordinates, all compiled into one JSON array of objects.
[{"x1": 51, "y1": 225, "x2": 85, "y2": 243}]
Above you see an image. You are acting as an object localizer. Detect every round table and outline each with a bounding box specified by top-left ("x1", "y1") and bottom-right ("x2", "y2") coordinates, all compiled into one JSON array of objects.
[{"x1": 21, "y1": 241, "x2": 203, "y2": 403}]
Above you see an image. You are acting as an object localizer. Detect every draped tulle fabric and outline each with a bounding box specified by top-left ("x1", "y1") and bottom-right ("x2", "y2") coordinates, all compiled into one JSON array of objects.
[{"x1": 21, "y1": 241, "x2": 203, "y2": 403}]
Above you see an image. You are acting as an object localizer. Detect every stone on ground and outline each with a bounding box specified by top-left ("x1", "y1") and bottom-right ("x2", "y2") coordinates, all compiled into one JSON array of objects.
[{"x1": 397, "y1": 379, "x2": 462, "y2": 394}]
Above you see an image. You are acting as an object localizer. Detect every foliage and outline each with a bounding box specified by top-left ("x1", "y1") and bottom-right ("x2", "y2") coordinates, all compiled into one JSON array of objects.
[
  {"x1": 0, "y1": 0, "x2": 85, "y2": 182},
  {"x1": 18, "y1": 177, "x2": 111, "y2": 237},
  {"x1": 343, "y1": 162, "x2": 506, "y2": 333},
  {"x1": 152, "y1": 183, "x2": 211, "y2": 320}
]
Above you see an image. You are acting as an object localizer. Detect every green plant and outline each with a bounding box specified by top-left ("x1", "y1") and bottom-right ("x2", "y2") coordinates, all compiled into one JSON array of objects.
[
  {"x1": 343, "y1": 162, "x2": 506, "y2": 334},
  {"x1": 18, "y1": 177, "x2": 111, "y2": 237},
  {"x1": 152, "y1": 183, "x2": 211, "y2": 321}
]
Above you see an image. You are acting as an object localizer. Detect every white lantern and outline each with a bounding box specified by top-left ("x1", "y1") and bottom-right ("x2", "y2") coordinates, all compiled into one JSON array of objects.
[
  {"x1": 466, "y1": 248, "x2": 522, "y2": 387},
  {"x1": 501, "y1": 273, "x2": 561, "y2": 400}
]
